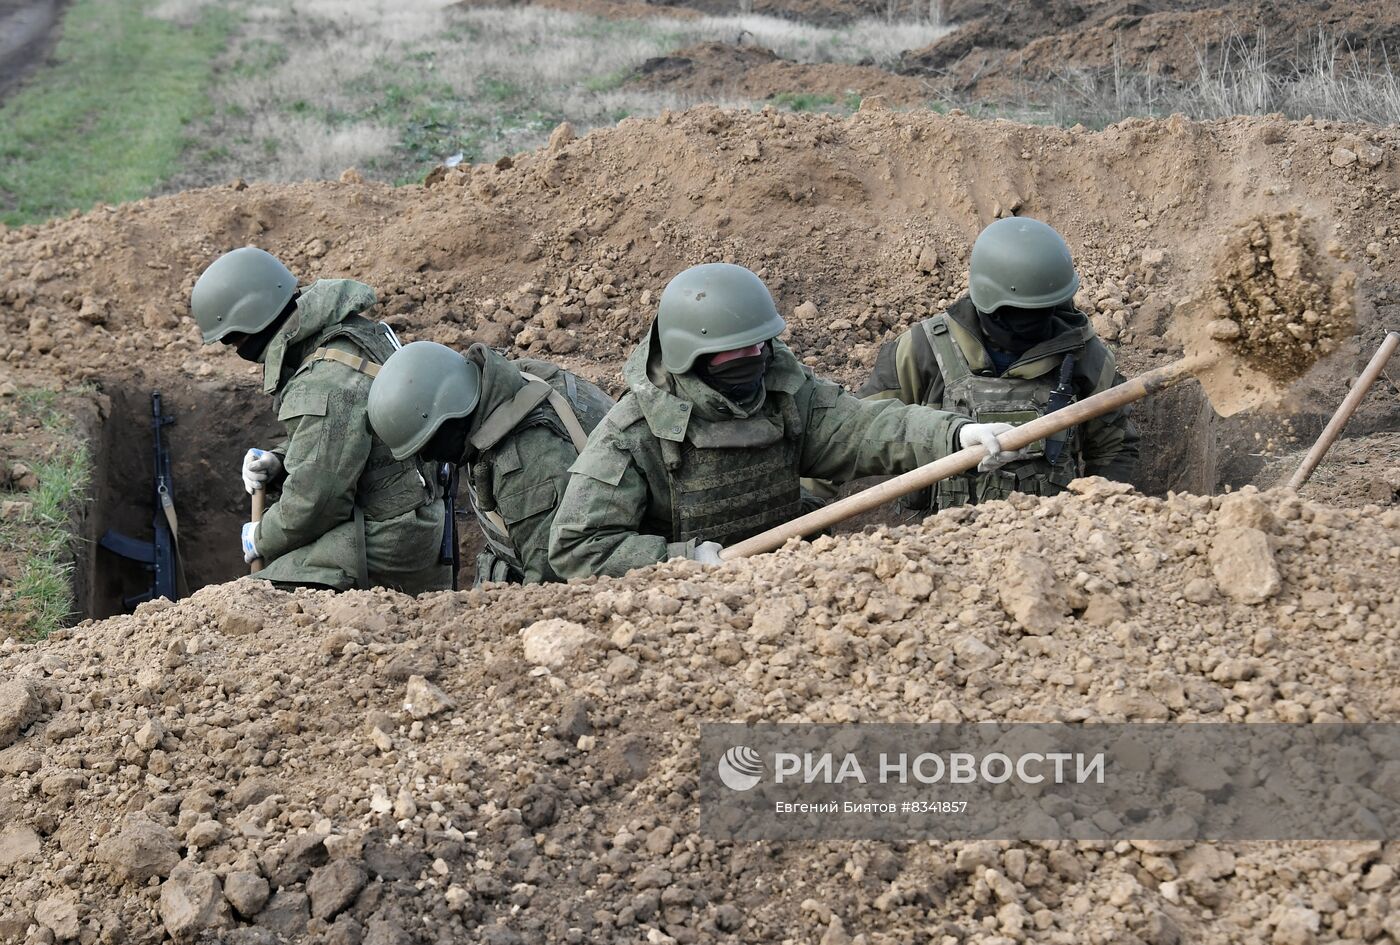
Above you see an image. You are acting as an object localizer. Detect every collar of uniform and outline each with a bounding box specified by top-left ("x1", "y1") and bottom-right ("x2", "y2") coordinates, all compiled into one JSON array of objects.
[
  {"x1": 263, "y1": 279, "x2": 378, "y2": 394},
  {"x1": 465, "y1": 343, "x2": 528, "y2": 435},
  {"x1": 622, "y1": 327, "x2": 693, "y2": 442},
  {"x1": 946, "y1": 295, "x2": 1092, "y2": 379}
]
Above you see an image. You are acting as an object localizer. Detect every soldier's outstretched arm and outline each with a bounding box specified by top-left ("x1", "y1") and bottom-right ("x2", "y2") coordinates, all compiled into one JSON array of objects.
[
  {"x1": 255, "y1": 386, "x2": 373, "y2": 562},
  {"x1": 548, "y1": 443, "x2": 690, "y2": 580},
  {"x1": 797, "y1": 377, "x2": 966, "y2": 484},
  {"x1": 804, "y1": 324, "x2": 945, "y2": 499}
]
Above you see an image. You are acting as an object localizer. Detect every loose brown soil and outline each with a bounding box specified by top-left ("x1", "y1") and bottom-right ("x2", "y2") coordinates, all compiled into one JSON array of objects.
[
  {"x1": 1, "y1": 101, "x2": 1398, "y2": 945},
  {"x1": 1, "y1": 484, "x2": 1397, "y2": 944},
  {"x1": 901, "y1": 0, "x2": 1400, "y2": 98},
  {"x1": 627, "y1": 42, "x2": 937, "y2": 106}
]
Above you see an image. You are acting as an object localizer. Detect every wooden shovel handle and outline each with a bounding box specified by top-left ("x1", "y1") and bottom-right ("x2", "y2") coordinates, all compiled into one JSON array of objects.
[
  {"x1": 1286, "y1": 331, "x2": 1399, "y2": 491},
  {"x1": 250, "y1": 488, "x2": 266, "y2": 574},
  {"x1": 721, "y1": 356, "x2": 1205, "y2": 560}
]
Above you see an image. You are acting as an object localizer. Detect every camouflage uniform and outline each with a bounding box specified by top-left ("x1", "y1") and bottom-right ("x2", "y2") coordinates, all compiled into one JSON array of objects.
[
  {"x1": 857, "y1": 297, "x2": 1138, "y2": 511},
  {"x1": 254, "y1": 280, "x2": 449, "y2": 592},
  {"x1": 548, "y1": 330, "x2": 968, "y2": 579},
  {"x1": 459, "y1": 345, "x2": 613, "y2": 585}
]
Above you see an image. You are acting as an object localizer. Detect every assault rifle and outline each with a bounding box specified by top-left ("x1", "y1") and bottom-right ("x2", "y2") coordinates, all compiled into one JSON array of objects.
[
  {"x1": 99, "y1": 391, "x2": 187, "y2": 607},
  {"x1": 439, "y1": 463, "x2": 460, "y2": 591}
]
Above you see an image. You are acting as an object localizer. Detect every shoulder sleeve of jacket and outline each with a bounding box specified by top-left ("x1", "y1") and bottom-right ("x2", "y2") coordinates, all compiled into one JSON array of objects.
[
  {"x1": 798, "y1": 375, "x2": 965, "y2": 483},
  {"x1": 858, "y1": 321, "x2": 943, "y2": 406},
  {"x1": 492, "y1": 426, "x2": 578, "y2": 584},
  {"x1": 567, "y1": 398, "x2": 643, "y2": 485}
]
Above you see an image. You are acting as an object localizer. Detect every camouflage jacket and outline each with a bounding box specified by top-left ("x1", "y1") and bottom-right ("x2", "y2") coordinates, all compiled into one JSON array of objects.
[
  {"x1": 547, "y1": 328, "x2": 969, "y2": 580},
  {"x1": 859, "y1": 297, "x2": 1139, "y2": 491},
  {"x1": 253, "y1": 279, "x2": 448, "y2": 593},
  {"x1": 460, "y1": 345, "x2": 613, "y2": 585}
]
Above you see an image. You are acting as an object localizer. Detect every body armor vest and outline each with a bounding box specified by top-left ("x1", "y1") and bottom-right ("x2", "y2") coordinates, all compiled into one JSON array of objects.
[
  {"x1": 305, "y1": 317, "x2": 443, "y2": 522},
  {"x1": 469, "y1": 366, "x2": 613, "y2": 580},
  {"x1": 922, "y1": 315, "x2": 1080, "y2": 510},
  {"x1": 661, "y1": 394, "x2": 803, "y2": 547}
]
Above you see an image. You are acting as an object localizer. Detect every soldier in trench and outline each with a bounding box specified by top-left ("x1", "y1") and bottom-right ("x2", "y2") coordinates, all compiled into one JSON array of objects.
[
  {"x1": 367, "y1": 340, "x2": 614, "y2": 586},
  {"x1": 190, "y1": 247, "x2": 451, "y2": 593},
  {"x1": 547, "y1": 262, "x2": 1023, "y2": 579},
  {"x1": 808, "y1": 217, "x2": 1139, "y2": 514}
]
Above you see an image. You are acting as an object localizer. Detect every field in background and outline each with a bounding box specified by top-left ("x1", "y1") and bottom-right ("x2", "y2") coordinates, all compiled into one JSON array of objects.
[
  {"x1": 160, "y1": 0, "x2": 948, "y2": 190},
  {"x1": 4, "y1": 0, "x2": 1400, "y2": 225},
  {"x1": 0, "y1": 0, "x2": 230, "y2": 226},
  {"x1": 1035, "y1": 30, "x2": 1400, "y2": 128}
]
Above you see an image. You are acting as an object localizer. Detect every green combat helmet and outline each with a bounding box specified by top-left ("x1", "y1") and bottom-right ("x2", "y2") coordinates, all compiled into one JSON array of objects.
[
  {"x1": 190, "y1": 247, "x2": 299, "y2": 344},
  {"x1": 968, "y1": 217, "x2": 1080, "y2": 314},
  {"x1": 368, "y1": 341, "x2": 482, "y2": 460},
  {"x1": 656, "y1": 263, "x2": 786, "y2": 374}
]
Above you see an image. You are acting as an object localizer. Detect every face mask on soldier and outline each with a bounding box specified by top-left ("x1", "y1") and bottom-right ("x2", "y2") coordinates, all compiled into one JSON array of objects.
[
  {"x1": 420, "y1": 418, "x2": 469, "y2": 465},
  {"x1": 698, "y1": 342, "x2": 772, "y2": 401},
  {"x1": 980, "y1": 305, "x2": 1054, "y2": 351}
]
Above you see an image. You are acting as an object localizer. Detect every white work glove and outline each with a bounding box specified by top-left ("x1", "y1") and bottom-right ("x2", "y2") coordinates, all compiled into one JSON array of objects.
[
  {"x1": 242, "y1": 448, "x2": 283, "y2": 495},
  {"x1": 241, "y1": 522, "x2": 260, "y2": 564},
  {"x1": 958, "y1": 422, "x2": 1028, "y2": 473},
  {"x1": 692, "y1": 541, "x2": 725, "y2": 565}
]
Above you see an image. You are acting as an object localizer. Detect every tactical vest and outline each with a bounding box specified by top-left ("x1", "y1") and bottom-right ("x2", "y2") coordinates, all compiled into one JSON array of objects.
[
  {"x1": 921, "y1": 315, "x2": 1080, "y2": 510},
  {"x1": 468, "y1": 366, "x2": 613, "y2": 581},
  {"x1": 660, "y1": 394, "x2": 803, "y2": 547},
  {"x1": 298, "y1": 317, "x2": 443, "y2": 523}
]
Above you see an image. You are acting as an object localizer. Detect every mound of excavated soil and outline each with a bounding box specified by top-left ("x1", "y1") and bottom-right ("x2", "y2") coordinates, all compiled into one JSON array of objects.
[
  {"x1": 2, "y1": 108, "x2": 1397, "y2": 520},
  {"x1": 627, "y1": 42, "x2": 935, "y2": 106},
  {"x1": 1259, "y1": 431, "x2": 1400, "y2": 507},
  {"x1": 1, "y1": 482, "x2": 1397, "y2": 943},
  {"x1": 1, "y1": 108, "x2": 1396, "y2": 391},
  {"x1": 902, "y1": 0, "x2": 1400, "y2": 99}
]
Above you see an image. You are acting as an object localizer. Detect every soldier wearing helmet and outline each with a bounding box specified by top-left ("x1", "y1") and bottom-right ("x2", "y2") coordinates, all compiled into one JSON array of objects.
[
  {"x1": 851, "y1": 217, "x2": 1138, "y2": 512},
  {"x1": 368, "y1": 341, "x2": 613, "y2": 586},
  {"x1": 190, "y1": 247, "x2": 449, "y2": 593},
  {"x1": 547, "y1": 262, "x2": 1018, "y2": 579}
]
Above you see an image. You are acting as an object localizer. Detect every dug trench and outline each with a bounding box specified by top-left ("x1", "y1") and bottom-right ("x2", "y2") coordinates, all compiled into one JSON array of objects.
[
  {"x1": 67, "y1": 343, "x2": 1371, "y2": 621},
  {"x1": 79, "y1": 376, "x2": 282, "y2": 619}
]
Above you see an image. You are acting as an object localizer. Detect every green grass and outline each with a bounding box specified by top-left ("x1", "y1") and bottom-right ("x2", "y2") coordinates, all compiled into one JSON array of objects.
[
  {"x1": 1, "y1": 391, "x2": 92, "y2": 640},
  {"x1": 0, "y1": 0, "x2": 233, "y2": 226},
  {"x1": 584, "y1": 70, "x2": 632, "y2": 94},
  {"x1": 769, "y1": 91, "x2": 866, "y2": 114}
]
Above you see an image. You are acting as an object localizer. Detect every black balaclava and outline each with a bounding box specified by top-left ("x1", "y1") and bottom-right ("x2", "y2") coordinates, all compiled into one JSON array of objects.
[
  {"x1": 229, "y1": 293, "x2": 300, "y2": 363},
  {"x1": 420, "y1": 417, "x2": 470, "y2": 466},
  {"x1": 977, "y1": 305, "x2": 1055, "y2": 357},
  {"x1": 696, "y1": 342, "x2": 773, "y2": 402}
]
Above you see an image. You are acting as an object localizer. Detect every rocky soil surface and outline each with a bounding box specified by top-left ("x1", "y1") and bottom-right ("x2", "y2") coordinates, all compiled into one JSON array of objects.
[
  {"x1": 1, "y1": 482, "x2": 1397, "y2": 944},
  {"x1": 625, "y1": 42, "x2": 937, "y2": 108},
  {"x1": 900, "y1": 0, "x2": 1400, "y2": 98}
]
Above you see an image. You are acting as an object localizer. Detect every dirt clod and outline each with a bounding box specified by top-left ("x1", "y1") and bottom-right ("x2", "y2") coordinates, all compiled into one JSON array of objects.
[
  {"x1": 1209, "y1": 526, "x2": 1282, "y2": 604},
  {"x1": 1209, "y1": 211, "x2": 1355, "y2": 382}
]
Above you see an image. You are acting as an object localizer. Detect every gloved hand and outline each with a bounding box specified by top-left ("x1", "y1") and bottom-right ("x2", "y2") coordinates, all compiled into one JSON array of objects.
[
  {"x1": 241, "y1": 448, "x2": 283, "y2": 495},
  {"x1": 241, "y1": 522, "x2": 260, "y2": 564},
  {"x1": 692, "y1": 541, "x2": 725, "y2": 565},
  {"x1": 958, "y1": 422, "x2": 1028, "y2": 473}
]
